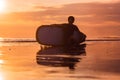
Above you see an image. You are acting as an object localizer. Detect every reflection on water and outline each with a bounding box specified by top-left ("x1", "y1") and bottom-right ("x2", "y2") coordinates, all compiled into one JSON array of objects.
[
  {"x1": 36, "y1": 44, "x2": 86, "y2": 70},
  {"x1": 0, "y1": 41, "x2": 119, "y2": 80}
]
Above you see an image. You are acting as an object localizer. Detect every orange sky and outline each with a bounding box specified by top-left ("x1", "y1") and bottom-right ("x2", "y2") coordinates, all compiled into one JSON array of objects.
[
  {"x1": 0, "y1": 0, "x2": 120, "y2": 38},
  {"x1": 3, "y1": 0, "x2": 119, "y2": 12}
]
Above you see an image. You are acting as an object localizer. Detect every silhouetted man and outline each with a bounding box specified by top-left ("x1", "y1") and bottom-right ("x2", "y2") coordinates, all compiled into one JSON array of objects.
[{"x1": 63, "y1": 16, "x2": 86, "y2": 45}]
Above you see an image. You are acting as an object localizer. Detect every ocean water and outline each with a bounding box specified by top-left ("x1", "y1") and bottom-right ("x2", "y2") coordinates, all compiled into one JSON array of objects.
[{"x1": 0, "y1": 38, "x2": 120, "y2": 80}]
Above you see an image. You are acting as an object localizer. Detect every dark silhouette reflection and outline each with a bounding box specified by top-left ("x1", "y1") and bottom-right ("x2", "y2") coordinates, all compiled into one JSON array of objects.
[{"x1": 36, "y1": 44, "x2": 86, "y2": 70}]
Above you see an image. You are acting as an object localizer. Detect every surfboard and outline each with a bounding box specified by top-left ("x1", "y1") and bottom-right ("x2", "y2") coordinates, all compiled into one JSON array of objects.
[{"x1": 36, "y1": 24, "x2": 86, "y2": 46}]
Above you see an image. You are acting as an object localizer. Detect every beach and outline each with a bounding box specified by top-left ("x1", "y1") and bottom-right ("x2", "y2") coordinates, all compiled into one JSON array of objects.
[
  {"x1": 0, "y1": 40, "x2": 119, "y2": 80},
  {"x1": 0, "y1": 0, "x2": 120, "y2": 80}
]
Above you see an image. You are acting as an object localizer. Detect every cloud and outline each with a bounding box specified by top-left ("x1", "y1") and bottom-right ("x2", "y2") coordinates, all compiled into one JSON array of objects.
[
  {"x1": 3, "y1": 2, "x2": 120, "y2": 25},
  {"x1": 33, "y1": 2, "x2": 120, "y2": 16}
]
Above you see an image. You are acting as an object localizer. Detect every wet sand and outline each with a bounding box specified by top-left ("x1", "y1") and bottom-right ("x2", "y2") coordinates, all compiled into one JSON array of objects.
[{"x1": 0, "y1": 41, "x2": 120, "y2": 80}]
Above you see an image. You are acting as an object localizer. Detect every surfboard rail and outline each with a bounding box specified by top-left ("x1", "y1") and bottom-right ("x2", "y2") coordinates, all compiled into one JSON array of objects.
[{"x1": 36, "y1": 24, "x2": 86, "y2": 46}]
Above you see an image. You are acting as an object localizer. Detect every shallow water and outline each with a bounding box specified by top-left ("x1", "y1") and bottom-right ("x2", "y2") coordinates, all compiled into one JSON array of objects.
[{"x1": 0, "y1": 41, "x2": 120, "y2": 80}]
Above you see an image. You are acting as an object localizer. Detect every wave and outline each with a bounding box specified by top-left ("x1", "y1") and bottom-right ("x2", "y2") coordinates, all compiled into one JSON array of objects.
[
  {"x1": 0, "y1": 37, "x2": 120, "y2": 43},
  {"x1": 87, "y1": 37, "x2": 120, "y2": 41},
  {"x1": 86, "y1": 39, "x2": 120, "y2": 41},
  {"x1": 0, "y1": 38, "x2": 36, "y2": 42}
]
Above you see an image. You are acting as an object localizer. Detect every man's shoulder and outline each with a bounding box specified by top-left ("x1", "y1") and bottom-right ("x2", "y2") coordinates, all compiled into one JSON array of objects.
[
  {"x1": 72, "y1": 24, "x2": 77, "y2": 27},
  {"x1": 61, "y1": 23, "x2": 68, "y2": 26},
  {"x1": 72, "y1": 24, "x2": 79, "y2": 30}
]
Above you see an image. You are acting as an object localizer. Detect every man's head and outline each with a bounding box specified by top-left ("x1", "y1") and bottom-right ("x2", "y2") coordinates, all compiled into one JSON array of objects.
[{"x1": 68, "y1": 16, "x2": 75, "y2": 24}]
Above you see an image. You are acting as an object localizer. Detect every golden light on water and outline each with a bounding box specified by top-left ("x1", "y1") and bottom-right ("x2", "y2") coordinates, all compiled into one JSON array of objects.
[
  {"x1": 0, "y1": 38, "x2": 4, "y2": 47},
  {"x1": 0, "y1": 73, "x2": 3, "y2": 80},
  {"x1": 0, "y1": 60, "x2": 4, "y2": 80},
  {"x1": 0, "y1": 60, "x2": 4, "y2": 64},
  {"x1": 0, "y1": 0, "x2": 6, "y2": 13},
  {"x1": 0, "y1": 52, "x2": 4, "y2": 80},
  {"x1": 0, "y1": 38, "x2": 4, "y2": 41}
]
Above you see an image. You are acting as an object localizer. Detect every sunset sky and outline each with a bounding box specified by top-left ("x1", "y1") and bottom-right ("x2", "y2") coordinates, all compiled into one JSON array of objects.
[
  {"x1": 1, "y1": 0, "x2": 118, "y2": 12},
  {"x1": 0, "y1": 0, "x2": 120, "y2": 38}
]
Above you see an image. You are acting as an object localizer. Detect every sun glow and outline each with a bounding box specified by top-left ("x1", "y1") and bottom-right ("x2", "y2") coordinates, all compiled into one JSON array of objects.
[{"x1": 0, "y1": 0, "x2": 6, "y2": 12}]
